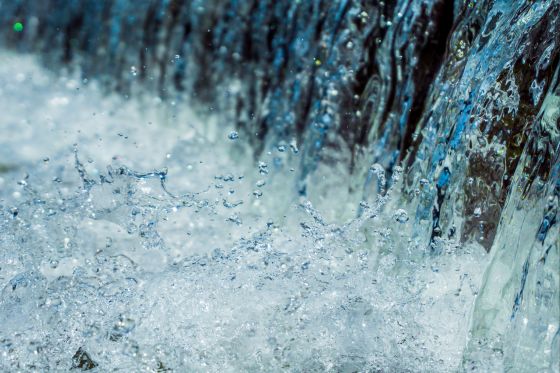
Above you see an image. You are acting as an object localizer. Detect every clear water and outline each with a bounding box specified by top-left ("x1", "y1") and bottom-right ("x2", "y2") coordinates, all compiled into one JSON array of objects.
[
  {"x1": 0, "y1": 0, "x2": 559, "y2": 371},
  {"x1": 0, "y1": 52, "x2": 487, "y2": 372}
]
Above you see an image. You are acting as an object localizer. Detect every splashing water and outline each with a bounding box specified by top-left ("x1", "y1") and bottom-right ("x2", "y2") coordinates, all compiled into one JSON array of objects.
[
  {"x1": 0, "y1": 0, "x2": 559, "y2": 371},
  {"x1": 0, "y1": 52, "x2": 486, "y2": 372}
]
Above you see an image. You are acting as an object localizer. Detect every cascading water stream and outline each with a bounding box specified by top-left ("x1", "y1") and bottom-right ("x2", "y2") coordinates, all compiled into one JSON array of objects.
[{"x1": 0, "y1": 1, "x2": 558, "y2": 372}]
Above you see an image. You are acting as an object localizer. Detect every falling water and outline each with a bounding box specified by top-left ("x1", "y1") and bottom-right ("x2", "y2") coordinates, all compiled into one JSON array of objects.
[{"x1": 0, "y1": 1, "x2": 558, "y2": 372}]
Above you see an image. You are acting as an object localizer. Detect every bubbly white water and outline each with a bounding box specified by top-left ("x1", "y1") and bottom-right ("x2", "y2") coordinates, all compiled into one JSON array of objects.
[{"x1": 0, "y1": 53, "x2": 489, "y2": 372}]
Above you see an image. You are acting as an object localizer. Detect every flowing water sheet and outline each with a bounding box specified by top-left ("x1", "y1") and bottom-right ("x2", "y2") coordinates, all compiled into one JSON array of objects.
[{"x1": 0, "y1": 1, "x2": 558, "y2": 372}]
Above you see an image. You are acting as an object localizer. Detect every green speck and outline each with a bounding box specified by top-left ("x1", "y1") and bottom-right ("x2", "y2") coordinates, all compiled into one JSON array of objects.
[{"x1": 13, "y1": 22, "x2": 23, "y2": 32}]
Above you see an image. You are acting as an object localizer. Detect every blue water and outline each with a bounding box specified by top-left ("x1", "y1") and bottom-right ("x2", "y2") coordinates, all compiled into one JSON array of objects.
[{"x1": 0, "y1": 1, "x2": 558, "y2": 371}]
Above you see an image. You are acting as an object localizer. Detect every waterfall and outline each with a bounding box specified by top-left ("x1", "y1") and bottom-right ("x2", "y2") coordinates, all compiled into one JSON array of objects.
[{"x1": 0, "y1": 0, "x2": 558, "y2": 371}]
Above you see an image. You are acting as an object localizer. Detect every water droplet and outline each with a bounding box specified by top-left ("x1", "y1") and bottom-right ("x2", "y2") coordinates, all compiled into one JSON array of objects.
[
  {"x1": 113, "y1": 315, "x2": 136, "y2": 337},
  {"x1": 258, "y1": 162, "x2": 269, "y2": 175},
  {"x1": 473, "y1": 207, "x2": 482, "y2": 217},
  {"x1": 393, "y1": 209, "x2": 409, "y2": 224},
  {"x1": 227, "y1": 214, "x2": 242, "y2": 225},
  {"x1": 228, "y1": 131, "x2": 239, "y2": 140},
  {"x1": 391, "y1": 166, "x2": 403, "y2": 182},
  {"x1": 290, "y1": 140, "x2": 299, "y2": 154}
]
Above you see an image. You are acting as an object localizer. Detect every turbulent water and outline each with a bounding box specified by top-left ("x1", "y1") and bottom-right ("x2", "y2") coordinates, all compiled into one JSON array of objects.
[{"x1": 0, "y1": 1, "x2": 559, "y2": 372}]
